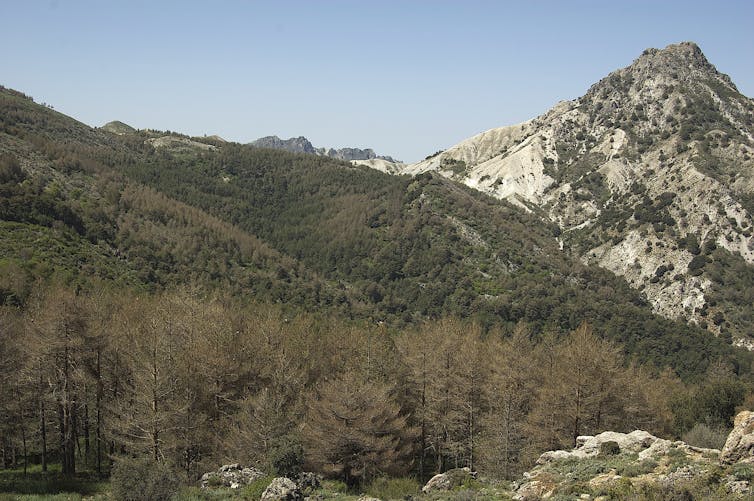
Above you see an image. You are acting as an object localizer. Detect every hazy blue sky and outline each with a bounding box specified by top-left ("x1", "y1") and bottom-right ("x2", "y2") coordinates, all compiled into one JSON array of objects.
[{"x1": 2, "y1": 0, "x2": 753, "y2": 162}]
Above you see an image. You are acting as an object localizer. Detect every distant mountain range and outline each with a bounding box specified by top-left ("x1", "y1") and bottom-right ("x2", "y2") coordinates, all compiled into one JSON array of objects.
[{"x1": 250, "y1": 135, "x2": 399, "y2": 163}]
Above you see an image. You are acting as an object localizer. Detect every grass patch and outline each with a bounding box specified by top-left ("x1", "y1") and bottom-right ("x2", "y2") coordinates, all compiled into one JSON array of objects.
[
  {"x1": 175, "y1": 486, "x2": 244, "y2": 500},
  {"x1": 240, "y1": 475, "x2": 274, "y2": 501},
  {"x1": 0, "y1": 471, "x2": 107, "y2": 497},
  {"x1": 365, "y1": 476, "x2": 420, "y2": 500}
]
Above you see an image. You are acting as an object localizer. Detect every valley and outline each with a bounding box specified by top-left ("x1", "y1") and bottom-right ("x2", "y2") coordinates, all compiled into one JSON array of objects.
[{"x1": 2, "y1": 41, "x2": 754, "y2": 500}]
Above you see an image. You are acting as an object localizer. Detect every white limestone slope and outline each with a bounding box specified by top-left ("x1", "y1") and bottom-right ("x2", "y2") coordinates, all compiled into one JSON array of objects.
[{"x1": 352, "y1": 157, "x2": 405, "y2": 175}]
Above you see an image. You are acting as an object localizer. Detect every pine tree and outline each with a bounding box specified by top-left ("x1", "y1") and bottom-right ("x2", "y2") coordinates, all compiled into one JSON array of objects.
[
  {"x1": 478, "y1": 323, "x2": 538, "y2": 478},
  {"x1": 302, "y1": 370, "x2": 416, "y2": 488}
]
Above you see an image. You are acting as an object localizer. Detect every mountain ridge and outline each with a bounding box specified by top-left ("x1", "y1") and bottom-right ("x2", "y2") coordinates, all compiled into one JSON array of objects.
[
  {"x1": 358, "y1": 41, "x2": 754, "y2": 345},
  {"x1": 251, "y1": 134, "x2": 399, "y2": 162},
  {"x1": 1, "y1": 81, "x2": 746, "y2": 378}
]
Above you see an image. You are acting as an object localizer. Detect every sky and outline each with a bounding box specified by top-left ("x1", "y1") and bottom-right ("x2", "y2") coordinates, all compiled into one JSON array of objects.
[{"x1": 2, "y1": 0, "x2": 753, "y2": 162}]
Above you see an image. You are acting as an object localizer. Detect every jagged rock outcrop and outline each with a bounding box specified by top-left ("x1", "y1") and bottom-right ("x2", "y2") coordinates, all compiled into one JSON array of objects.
[
  {"x1": 260, "y1": 477, "x2": 302, "y2": 501},
  {"x1": 199, "y1": 463, "x2": 266, "y2": 489},
  {"x1": 721, "y1": 410, "x2": 754, "y2": 464},
  {"x1": 251, "y1": 135, "x2": 317, "y2": 154},
  {"x1": 421, "y1": 467, "x2": 477, "y2": 493},
  {"x1": 372, "y1": 42, "x2": 754, "y2": 345},
  {"x1": 250, "y1": 135, "x2": 399, "y2": 163}
]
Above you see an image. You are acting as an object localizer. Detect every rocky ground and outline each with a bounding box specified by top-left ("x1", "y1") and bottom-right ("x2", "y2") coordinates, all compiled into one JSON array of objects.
[{"x1": 195, "y1": 411, "x2": 754, "y2": 500}]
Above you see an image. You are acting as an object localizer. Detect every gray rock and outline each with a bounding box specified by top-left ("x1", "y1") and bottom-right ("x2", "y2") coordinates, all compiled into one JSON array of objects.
[
  {"x1": 421, "y1": 467, "x2": 476, "y2": 493},
  {"x1": 721, "y1": 410, "x2": 754, "y2": 464},
  {"x1": 251, "y1": 136, "x2": 317, "y2": 154},
  {"x1": 260, "y1": 477, "x2": 302, "y2": 501},
  {"x1": 724, "y1": 474, "x2": 752, "y2": 495},
  {"x1": 200, "y1": 463, "x2": 266, "y2": 489},
  {"x1": 249, "y1": 136, "x2": 399, "y2": 163},
  {"x1": 538, "y1": 430, "x2": 660, "y2": 464}
]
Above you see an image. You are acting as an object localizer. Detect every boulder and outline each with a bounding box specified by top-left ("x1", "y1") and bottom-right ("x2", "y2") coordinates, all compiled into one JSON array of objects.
[
  {"x1": 721, "y1": 410, "x2": 754, "y2": 464},
  {"x1": 199, "y1": 463, "x2": 266, "y2": 489},
  {"x1": 421, "y1": 467, "x2": 476, "y2": 493},
  {"x1": 537, "y1": 430, "x2": 659, "y2": 464},
  {"x1": 260, "y1": 477, "x2": 302, "y2": 501}
]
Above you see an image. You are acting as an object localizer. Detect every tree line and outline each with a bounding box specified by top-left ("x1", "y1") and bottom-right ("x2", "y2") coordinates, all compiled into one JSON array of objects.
[{"x1": 1, "y1": 288, "x2": 749, "y2": 487}]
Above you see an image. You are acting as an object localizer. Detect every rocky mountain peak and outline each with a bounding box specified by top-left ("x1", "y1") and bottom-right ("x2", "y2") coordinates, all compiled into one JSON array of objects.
[
  {"x1": 379, "y1": 42, "x2": 754, "y2": 346},
  {"x1": 250, "y1": 135, "x2": 399, "y2": 162},
  {"x1": 583, "y1": 41, "x2": 737, "y2": 103},
  {"x1": 636, "y1": 41, "x2": 716, "y2": 74},
  {"x1": 250, "y1": 135, "x2": 317, "y2": 154}
]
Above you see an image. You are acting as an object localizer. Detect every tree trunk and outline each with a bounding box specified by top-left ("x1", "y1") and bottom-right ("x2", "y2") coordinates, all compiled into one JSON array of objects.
[
  {"x1": 39, "y1": 369, "x2": 47, "y2": 472},
  {"x1": 21, "y1": 417, "x2": 27, "y2": 475},
  {"x1": 84, "y1": 399, "x2": 90, "y2": 462},
  {"x1": 96, "y1": 349, "x2": 102, "y2": 477}
]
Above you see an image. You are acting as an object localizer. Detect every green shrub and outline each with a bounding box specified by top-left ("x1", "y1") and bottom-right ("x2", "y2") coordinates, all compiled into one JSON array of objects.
[
  {"x1": 730, "y1": 463, "x2": 754, "y2": 481},
  {"x1": 268, "y1": 435, "x2": 304, "y2": 477},
  {"x1": 682, "y1": 422, "x2": 729, "y2": 450},
  {"x1": 110, "y1": 456, "x2": 181, "y2": 501},
  {"x1": 590, "y1": 476, "x2": 635, "y2": 498},
  {"x1": 599, "y1": 441, "x2": 621, "y2": 456},
  {"x1": 366, "y1": 476, "x2": 420, "y2": 499},
  {"x1": 618, "y1": 458, "x2": 658, "y2": 477},
  {"x1": 240, "y1": 475, "x2": 274, "y2": 501}
]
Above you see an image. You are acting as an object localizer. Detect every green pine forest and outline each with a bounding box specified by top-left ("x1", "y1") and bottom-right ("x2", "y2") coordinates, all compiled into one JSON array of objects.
[{"x1": 1, "y1": 85, "x2": 754, "y2": 498}]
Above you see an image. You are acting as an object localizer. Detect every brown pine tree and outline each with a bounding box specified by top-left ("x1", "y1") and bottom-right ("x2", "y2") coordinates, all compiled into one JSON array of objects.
[
  {"x1": 526, "y1": 322, "x2": 625, "y2": 451},
  {"x1": 302, "y1": 370, "x2": 416, "y2": 488},
  {"x1": 478, "y1": 322, "x2": 538, "y2": 478}
]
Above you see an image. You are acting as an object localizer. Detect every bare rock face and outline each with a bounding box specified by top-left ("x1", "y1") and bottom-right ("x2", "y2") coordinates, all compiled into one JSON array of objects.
[
  {"x1": 260, "y1": 477, "x2": 302, "y2": 501},
  {"x1": 721, "y1": 410, "x2": 754, "y2": 464},
  {"x1": 421, "y1": 467, "x2": 476, "y2": 493}
]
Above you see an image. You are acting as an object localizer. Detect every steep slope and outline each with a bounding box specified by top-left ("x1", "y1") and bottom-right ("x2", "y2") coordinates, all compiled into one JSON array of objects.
[
  {"x1": 381, "y1": 43, "x2": 754, "y2": 345},
  {"x1": 0, "y1": 86, "x2": 333, "y2": 308},
  {"x1": 1, "y1": 83, "x2": 751, "y2": 377},
  {"x1": 117, "y1": 140, "x2": 750, "y2": 377}
]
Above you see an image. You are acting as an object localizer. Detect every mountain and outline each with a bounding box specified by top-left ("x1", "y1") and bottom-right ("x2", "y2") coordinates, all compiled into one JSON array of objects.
[
  {"x1": 370, "y1": 42, "x2": 754, "y2": 346},
  {"x1": 1, "y1": 82, "x2": 747, "y2": 378},
  {"x1": 251, "y1": 134, "x2": 399, "y2": 162},
  {"x1": 251, "y1": 135, "x2": 317, "y2": 154}
]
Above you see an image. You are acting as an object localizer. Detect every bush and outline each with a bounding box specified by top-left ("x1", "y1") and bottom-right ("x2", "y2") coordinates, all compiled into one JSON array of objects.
[
  {"x1": 599, "y1": 441, "x2": 621, "y2": 456},
  {"x1": 682, "y1": 423, "x2": 729, "y2": 450},
  {"x1": 365, "y1": 476, "x2": 420, "y2": 499},
  {"x1": 730, "y1": 463, "x2": 754, "y2": 481},
  {"x1": 268, "y1": 435, "x2": 304, "y2": 477},
  {"x1": 619, "y1": 458, "x2": 658, "y2": 477},
  {"x1": 110, "y1": 456, "x2": 181, "y2": 501}
]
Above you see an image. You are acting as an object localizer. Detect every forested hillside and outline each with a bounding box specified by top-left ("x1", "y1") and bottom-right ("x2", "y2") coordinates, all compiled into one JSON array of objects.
[{"x1": 1, "y1": 83, "x2": 753, "y2": 497}]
